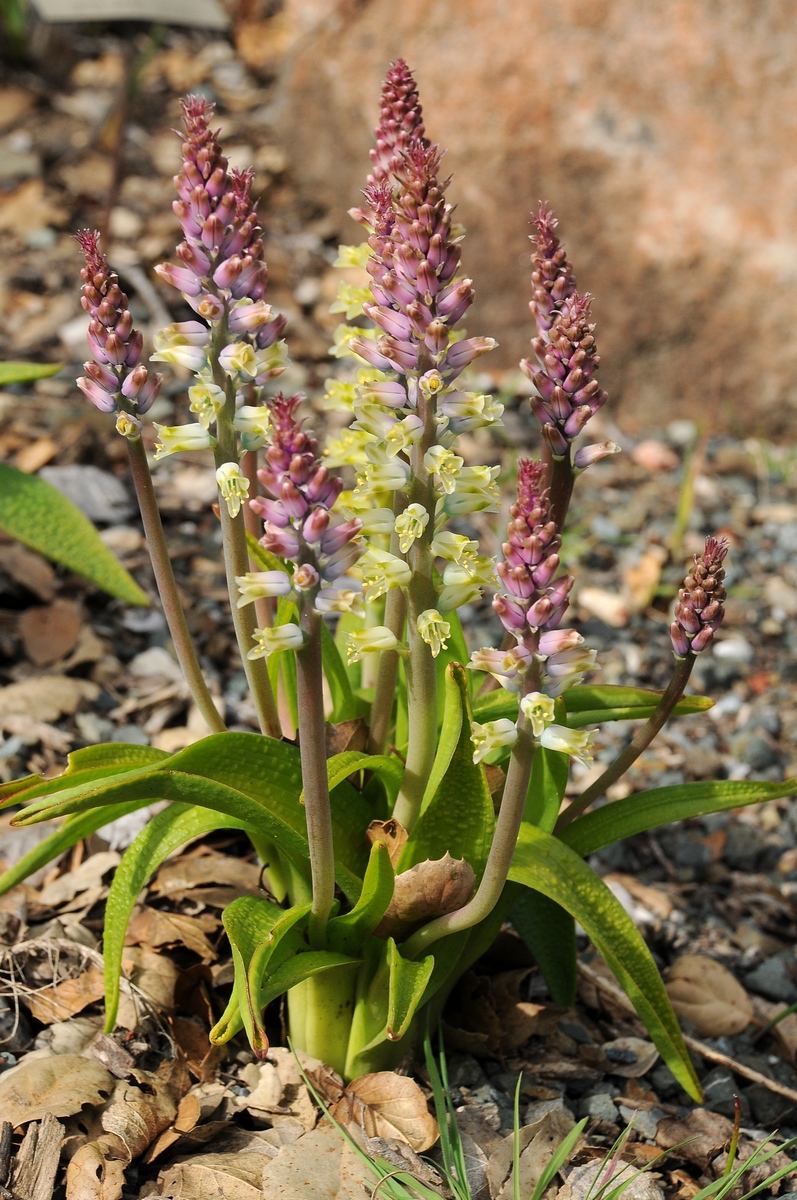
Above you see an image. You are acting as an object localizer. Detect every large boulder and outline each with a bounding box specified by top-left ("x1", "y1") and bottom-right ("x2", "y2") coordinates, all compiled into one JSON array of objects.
[{"x1": 271, "y1": 0, "x2": 797, "y2": 434}]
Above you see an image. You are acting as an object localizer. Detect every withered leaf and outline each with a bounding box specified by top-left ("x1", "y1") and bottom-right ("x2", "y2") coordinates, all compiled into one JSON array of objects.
[
  {"x1": 487, "y1": 1108, "x2": 578, "y2": 1200},
  {"x1": 443, "y1": 970, "x2": 543, "y2": 1056},
  {"x1": 158, "y1": 1152, "x2": 270, "y2": 1199},
  {"x1": 152, "y1": 853, "x2": 263, "y2": 902},
  {"x1": 65, "y1": 1135, "x2": 126, "y2": 1200},
  {"x1": 125, "y1": 906, "x2": 218, "y2": 962},
  {"x1": 366, "y1": 818, "x2": 407, "y2": 869},
  {"x1": 26, "y1": 962, "x2": 105, "y2": 1024},
  {"x1": 0, "y1": 674, "x2": 99, "y2": 723},
  {"x1": 666, "y1": 954, "x2": 753, "y2": 1037},
  {"x1": 375, "y1": 852, "x2": 474, "y2": 939},
  {"x1": 0, "y1": 1053, "x2": 113, "y2": 1126},
  {"x1": 325, "y1": 717, "x2": 368, "y2": 757},
  {"x1": 330, "y1": 1071, "x2": 438, "y2": 1153},
  {"x1": 558, "y1": 1160, "x2": 665, "y2": 1199},
  {"x1": 18, "y1": 599, "x2": 83, "y2": 668},
  {"x1": 601, "y1": 1036, "x2": 659, "y2": 1078}
]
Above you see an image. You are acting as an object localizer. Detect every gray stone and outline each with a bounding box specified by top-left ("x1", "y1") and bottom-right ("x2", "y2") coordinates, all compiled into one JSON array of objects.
[
  {"x1": 723, "y1": 823, "x2": 766, "y2": 870},
  {"x1": 701, "y1": 1066, "x2": 750, "y2": 1121},
  {"x1": 745, "y1": 1082, "x2": 797, "y2": 1127},
  {"x1": 581, "y1": 1092, "x2": 619, "y2": 1123},
  {"x1": 617, "y1": 1105, "x2": 665, "y2": 1140},
  {"x1": 110, "y1": 724, "x2": 150, "y2": 746},
  {"x1": 745, "y1": 955, "x2": 797, "y2": 1003},
  {"x1": 40, "y1": 465, "x2": 135, "y2": 524},
  {"x1": 742, "y1": 734, "x2": 781, "y2": 772},
  {"x1": 650, "y1": 1064, "x2": 681, "y2": 1099}
]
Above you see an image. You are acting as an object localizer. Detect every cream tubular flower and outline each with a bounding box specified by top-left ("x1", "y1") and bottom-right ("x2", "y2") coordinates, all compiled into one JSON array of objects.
[
  {"x1": 216, "y1": 462, "x2": 250, "y2": 517},
  {"x1": 519, "y1": 691, "x2": 556, "y2": 737},
  {"x1": 219, "y1": 342, "x2": 258, "y2": 379},
  {"x1": 188, "y1": 378, "x2": 226, "y2": 429},
  {"x1": 346, "y1": 625, "x2": 402, "y2": 664},
  {"x1": 248, "y1": 623, "x2": 305, "y2": 659},
  {"x1": 153, "y1": 422, "x2": 214, "y2": 461},
  {"x1": 236, "y1": 571, "x2": 294, "y2": 607},
  {"x1": 424, "y1": 446, "x2": 463, "y2": 494},
  {"x1": 360, "y1": 547, "x2": 413, "y2": 601},
  {"x1": 539, "y1": 724, "x2": 596, "y2": 768},
  {"x1": 394, "y1": 503, "x2": 429, "y2": 553},
  {"x1": 416, "y1": 609, "x2": 451, "y2": 658},
  {"x1": 471, "y1": 718, "x2": 518, "y2": 765},
  {"x1": 151, "y1": 322, "x2": 209, "y2": 371}
]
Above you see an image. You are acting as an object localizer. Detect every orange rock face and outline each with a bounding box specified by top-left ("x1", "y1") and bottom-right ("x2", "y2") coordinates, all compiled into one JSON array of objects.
[{"x1": 274, "y1": 0, "x2": 797, "y2": 433}]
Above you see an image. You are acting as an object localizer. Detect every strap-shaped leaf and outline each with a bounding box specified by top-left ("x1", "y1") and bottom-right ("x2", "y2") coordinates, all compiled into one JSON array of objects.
[
  {"x1": 562, "y1": 776, "x2": 797, "y2": 859},
  {"x1": 509, "y1": 823, "x2": 701, "y2": 1100},
  {"x1": 0, "y1": 362, "x2": 62, "y2": 385},
  {"x1": 320, "y1": 751, "x2": 404, "y2": 805},
  {"x1": 386, "y1": 938, "x2": 434, "y2": 1042},
  {"x1": 434, "y1": 606, "x2": 469, "y2": 700},
  {"x1": 0, "y1": 464, "x2": 148, "y2": 606},
  {"x1": 563, "y1": 684, "x2": 713, "y2": 729},
  {"x1": 471, "y1": 684, "x2": 713, "y2": 729},
  {"x1": 0, "y1": 802, "x2": 149, "y2": 899},
  {"x1": 244, "y1": 532, "x2": 286, "y2": 574},
  {"x1": 525, "y1": 746, "x2": 569, "y2": 832},
  {"x1": 103, "y1": 803, "x2": 256, "y2": 1030},
  {"x1": 399, "y1": 663, "x2": 494, "y2": 877},
  {"x1": 0, "y1": 744, "x2": 167, "y2": 809},
  {"x1": 420, "y1": 663, "x2": 464, "y2": 813},
  {"x1": 328, "y1": 840, "x2": 394, "y2": 957},
  {"x1": 509, "y1": 888, "x2": 577, "y2": 1007}
]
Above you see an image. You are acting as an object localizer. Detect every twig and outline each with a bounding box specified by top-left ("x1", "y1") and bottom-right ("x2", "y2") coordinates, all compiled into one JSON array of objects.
[{"x1": 578, "y1": 960, "x2": 797, "y2": 1108}]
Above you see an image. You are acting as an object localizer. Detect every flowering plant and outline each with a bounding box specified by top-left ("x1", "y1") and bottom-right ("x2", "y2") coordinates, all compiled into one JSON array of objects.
[{"x1": 3, "y1": 64, "x2": 794, "y2": 1097}]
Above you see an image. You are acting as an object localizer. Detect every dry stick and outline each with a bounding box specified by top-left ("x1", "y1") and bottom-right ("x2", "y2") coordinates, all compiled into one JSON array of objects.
[
  {"x1": 555, "y1": 654, "x2": 696, "y2": 832},
  {"x1": 578, "y1": 960, "x2": 797, "y2": 1109},
  {"x1": 126, "y1": 438, "x2": 225, "y2": 734},
  {"x1": 295, "y1": 605, "x2": 335, "y2": 948}
]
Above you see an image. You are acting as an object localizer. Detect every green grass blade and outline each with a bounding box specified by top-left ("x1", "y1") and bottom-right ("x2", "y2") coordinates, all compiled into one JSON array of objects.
[
  {"x1": 0, "y1": 362, "x2": 62, "y2": 385},
  {"x1": 529, "y1": 1117, "x2": 587, "y2": 1200},
  {"x1": 0, "y1": 463, "x2": 148, "y2": 605}
]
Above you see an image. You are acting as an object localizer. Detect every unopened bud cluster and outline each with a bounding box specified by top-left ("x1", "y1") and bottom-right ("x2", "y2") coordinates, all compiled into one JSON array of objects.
[
  {"x1": 75, "y1": 231, "x2": 161, "y2": 436},
  {"x1": 670, "y1": 536, "x2": 729, "y2": 656}
]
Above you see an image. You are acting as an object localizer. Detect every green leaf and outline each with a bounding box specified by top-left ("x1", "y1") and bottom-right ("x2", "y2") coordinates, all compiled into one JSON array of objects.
[
  {"x1": 12, "y1": 732, "x2": 369, "y2": 902},
  {"x1": 525, "y1": 746, "x2": 569, "y2": 832},
  {"x1": 0, "y1": 802, "x2": 149, "y2": 899},
  {"x1": 328, "y1": 841, "x2": 395, "y2": 956},
  {"x1": 104, "y1": 803, "x2": 253, "y2": 1030},
  {"x1": 400, "y1": 663, "x2": 495, "y2": 877},
  {"x1": 321, "y1": 751, "x2": 404, "y2": 806},
  {"x1": 420, "y1": 662, "x2": 464, "y2": 813},
  {"x1": 562, "y1": 777, "x2": 797, "y2": 859},
  {"x1": 0, "y1": 464, "x2": 148, "y2": 606},
  {"x1": 509, "y1": 888, "x2": 577, "y2": 1007},
  {"x1": 0, "y1": 743, "x2": 168, "y2": 810},
  {"x1": 244, "y1": 531, "x2": 286, "y2": 575},
  {"x1": 386, "y1": 938, "x2": 434, "y2": 1042},
  {"x1": 320, "y1": 620, "x2": 362, "y2": 723},
  {"x1": 434, "y1": 605, "x2": 469, "y2": 700},
  {"x1": 563, "y1": 684, "x2": 713, "y2": 729},
  {"x1": 267, "y1": 598, "x2": 299, "y2": 730},
  {"x1": 472, "y1": 684, "x2": 714, "y2": 729},
  {"x1": 214, "y1": 894, "x2": 358, "y2": 1053},
  {"x1": 509, "y1": 823, "x2": 701, "y2": 1100},
  {"x1": 0, "y1": 361, "x2": 62, "y2": 385}
]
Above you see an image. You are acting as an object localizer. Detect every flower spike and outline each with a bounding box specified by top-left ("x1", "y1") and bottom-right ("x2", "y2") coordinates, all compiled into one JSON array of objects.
[{"x1": 671, "y1": 536, "x2": 729, "y2": 656}]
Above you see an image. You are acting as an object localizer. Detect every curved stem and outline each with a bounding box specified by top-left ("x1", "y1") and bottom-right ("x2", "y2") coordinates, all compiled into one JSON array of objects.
[
  {"x1": 126, "y1": 438, "x2": 225, "y2": 734},
  {"x1": 214, "y1": 434, "x2": 281, "y2": 740},
  {"x1": 295, "y1": 603, "x2": 335, "y2": 948},
  {"x1": 555, "y1": 653, "x2": 696, "y2": 832},
  {"x1": 403, "y1": 713, "x2": 536, "y2": 958},
  {"x1": 548, "y1": 454, "x2": 575, "y2": 535}
]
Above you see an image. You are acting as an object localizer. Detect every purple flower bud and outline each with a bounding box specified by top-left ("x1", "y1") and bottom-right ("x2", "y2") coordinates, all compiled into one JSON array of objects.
[
  {"x1": 303, "y1": 507, "x2": 330, "y2": 543},
  {"x1": 493, "y1": 592, "x2": 528, "y2": 633},
  {"x1": 320, "y1": 518, "x2": 363, "y2": 555},
  {"x1": 77, "y1": 375, "x2": 117, "y2": 412},
  {"x1": 541, "y1": 423, "x2": 569, "y2": 458},
  {"x1": 670, "y1": 536, "x2": 729, "y2": 656},
  {"x1": 573, "y1": 441, "x2": 621, "y2": 471},
  {"x1": 348, "y1": 338, "x2": 394, "y2": 371},
  {"x1": 444, "y1": 336, "x2": 497, "y2": 372}
]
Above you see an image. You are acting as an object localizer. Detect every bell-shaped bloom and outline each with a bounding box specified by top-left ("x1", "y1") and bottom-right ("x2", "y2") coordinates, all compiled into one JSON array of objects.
[{"x1": 471, "y1": 718, "x2": 518, "y2": 765}]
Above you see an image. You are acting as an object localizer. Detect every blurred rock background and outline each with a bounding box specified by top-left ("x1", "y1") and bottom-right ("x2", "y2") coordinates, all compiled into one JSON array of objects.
[{"x1": 270, "y1": 0, "x2": 797, "y2": 435}]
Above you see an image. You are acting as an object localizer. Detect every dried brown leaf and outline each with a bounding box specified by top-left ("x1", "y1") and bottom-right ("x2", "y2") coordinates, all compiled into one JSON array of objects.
[
  {"x1": 752, "y1": 995, "x2": 797, "y2": 1063},
  {"x1": 487, "y1": 1108, "x2": 578, "y2": 1200},
  {"x1": 152, "y1": 854, "x2": 263, "y2": 902},
  {"x1": 655, "y1": 1107, "x2": 734, "y2": 1168},
  {"x1": 18, "y1": 600, "x2": 83, "y2": 668},
  {"x1": 375, "y1": 852, "x2": 475, "y2": 939},
  {"x1": 666, "y1": 954, "x2": 754, "y2": 1037},
  {"x1": 260, "y1": 1122, "x2": 370, "y2": 1200},
  {"x1": 0, "y1": 543, "x2": 55, "y2": 601},
  {"x1": 601, "y1": 1036, "x2": 660, "y2": 1079},
  {"x1": 325, "y1": 716, "x2": 368, "y2": 757},
  {"x1": 116, "y1": 946, "x2": 178, "y2": 1028},
  {"x1": 444, "y1": 970, "x2": 544, "y2": 1056},
  {"x1": 125, "y1": 907, "x2": 218, "y2": 962},
  {"x1": 65, "y1": 1135, "x2": 127, "y2": 1200},
  {"x1": 158, "y1": 1152, "x2": 270, "y2": 1199},
  {"x1": 330, "y1": 1071, "x2": 438, "y2": 1153},
  {"x1": 557, "y1": 1161, "x2": 665, "y2": 1199},
  {"x1": 624, "y1": 545, "x2": 668, "y2": 614},
  {"x1": 38, "y1": 851, "x2": 120, "y2": 909},
  {"x1": 366, "y1": 818, "x2": 407, "y2": 869},
  {"x1": 0, "y1": 1053, "x2": 113, "y2": 1126},
  {"x1": 0, "y1": 180, "x2": 65, "y2": 234},
  {"x1": 0, "y1": 675, "x2": 99, "y2": 723},
  {"x1": 25, "y1": 962, "x2": 105, "y2": 1024}
]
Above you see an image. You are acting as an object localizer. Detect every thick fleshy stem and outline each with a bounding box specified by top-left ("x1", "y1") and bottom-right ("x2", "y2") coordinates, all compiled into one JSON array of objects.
[
  {"x1": 241, "y1": 449, "x2": 273, "y2": 631},
  {"x1": 392, "y1": 380, "x2": 438, "y2": 831},
  {"x1": 403, "y1": 709, "x2": 536, "y2": 958},
  {"x1": 127, "y1": 438, "x2": 225, "y2": 734},
  {"x1": 554, "y1": 654, "x2": 695, "y2": 831},
  {"x1": 295, "y1": 603, "x2": 336, "y2": 948},
  {"x1": 214, "y1": 415, "x2": 281, "y2": 739}
]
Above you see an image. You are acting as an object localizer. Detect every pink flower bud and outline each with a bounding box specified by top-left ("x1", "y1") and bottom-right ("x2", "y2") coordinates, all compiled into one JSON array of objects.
[{"x1": 77, "y1": 376, "x2": 117, "y2": 412}]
